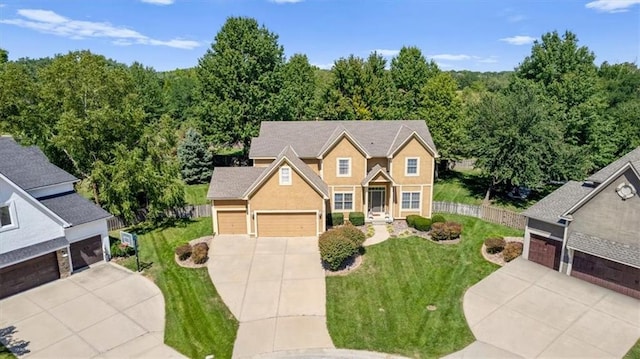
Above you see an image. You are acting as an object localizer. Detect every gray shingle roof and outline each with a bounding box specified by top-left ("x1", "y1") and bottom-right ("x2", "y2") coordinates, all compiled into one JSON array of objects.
[
  {"x1": 39, "y1": 192, "x2": 112, "y2": 226},
  {"x1": 207, "y1": 167, "x2": 265, "y2": 199},
  {"x1": 567, "y1": 231, "x2": 640, "y2": 269},
  {"x1": 0, "y1": 137, "x2": 78, "y2": 190},
  {"x1": 249, "y1": 120, "x2": 438, "y2": 159},
  {"x1": 588, "y1": 146, "x2": 640, "y2": 183},
  {"x1": 0, "y1": 236, "x2": 68, "y2": 268},
  {"x1": 361, "y1": 164, "x2": 395, "y2": 186},
  {"x1": 522, "y1": 181, "x2": 595, "y2": 224}
]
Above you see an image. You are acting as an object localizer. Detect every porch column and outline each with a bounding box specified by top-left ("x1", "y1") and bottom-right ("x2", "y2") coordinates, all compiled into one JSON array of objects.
[
  {"x1": 390, "y1": 185, "x2": 395, "y2": 217},
  {"x1": 364, "y1": 185, "x2": 368, "y2": 216}
]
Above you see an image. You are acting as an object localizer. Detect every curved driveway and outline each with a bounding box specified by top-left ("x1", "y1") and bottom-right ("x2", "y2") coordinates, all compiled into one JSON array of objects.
[{"x1": 208, "y1": 235, "x2": 334, "y2": 359}]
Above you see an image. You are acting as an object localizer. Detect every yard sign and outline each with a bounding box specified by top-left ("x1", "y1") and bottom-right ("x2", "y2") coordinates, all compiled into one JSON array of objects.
[{"x1": 120, "y1": 231, "x2": 141, "y2": 272}]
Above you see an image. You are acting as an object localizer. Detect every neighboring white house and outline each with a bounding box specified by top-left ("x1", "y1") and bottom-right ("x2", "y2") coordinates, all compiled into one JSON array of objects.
[{"x1": 0, "y1": 137, "x2": 112, "y2": 299}]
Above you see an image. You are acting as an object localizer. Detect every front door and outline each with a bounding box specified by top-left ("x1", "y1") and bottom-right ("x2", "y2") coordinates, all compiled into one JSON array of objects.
[{"x1": 368, "y1": 187, "x2": 385, "y2": 213}]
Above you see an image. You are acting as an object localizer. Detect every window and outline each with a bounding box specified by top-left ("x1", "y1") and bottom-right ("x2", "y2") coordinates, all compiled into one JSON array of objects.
[
  {"x1": 334, "y1": 192, "x2": 354, "y2": 210},
  {"x1": 337, "y1": 158, "x2": 351, "y2": 177},
  {"x1": 279, "y1": 166, "x2": 291, "y2": 185},
  {"x1": 401, "y1": 192, "x2": 420, "y2": 210},
  {"x1": 0, "y1": 205, "x2": 11, "y2": 227},
  {"x1": 405, "y1": 158, "x2": 419, "y2": 176}
]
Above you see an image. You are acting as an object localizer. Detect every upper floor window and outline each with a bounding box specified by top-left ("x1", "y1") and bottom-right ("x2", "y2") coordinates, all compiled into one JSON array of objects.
[
  {"x1": 279, "y1": 166, "x2": 292, "y2": 185},
  {"x1": 0, "y1": 202, "x2": 18, "y2": 232},
  {"x1": 337, "y1": 158, "x2": 351, "y2": 177},
  {"x1": 405, "y1": 158, "x2": 419, "y2": 176}
]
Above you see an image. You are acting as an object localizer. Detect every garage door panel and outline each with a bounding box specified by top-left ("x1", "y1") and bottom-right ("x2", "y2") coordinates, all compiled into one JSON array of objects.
[
  {"x1": 257, "y1": 213, "x2": 316, "y2": 237},
  {"x1": 0, "y1": 252, "x2": 60, "y2": 299},
  {"x1": 528, "y1": 234, "x2": 562, "y2": 270},
  {"x1": 217, "y1": 211, "x2": 247, "y2": 235},
  {"x1": 70, "y1": 235, "x2": 104, "y2": 271},
  {"x1": 572, "y1": 252, "x2": 640, "y2": 299}
]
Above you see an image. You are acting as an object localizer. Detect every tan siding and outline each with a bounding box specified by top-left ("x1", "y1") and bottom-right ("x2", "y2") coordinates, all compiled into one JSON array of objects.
[
  {"x1": 257, "y1": 213, "x2": 317, "y2": 237},
  {"x1": 367, "y1": 157, "x2": 388, "y2": 172},
  {"x1": 391, "y1": 138, "x2": 434, "y2": 185},
  {"x1": 330, "y1": 185, "x2": 364, "y2": 213},
  {"x1": 217, "y1": 211, "x2": 247, "y2": 234},
  {"x1": 302, "y1": 159, "x2": 321, "y2": 175},
  {"x1": 253, "y1": 159, "x2": 273, "y2": 167},
  {"x1": 213, "y1": 200, "x2": 247, "y2": 208},
  {"x1": 423, "y1": 186, "x2": 432, "y2": 217},
  {"x1": 323, "y1": 137, "x2": 367, "y2": 186}
]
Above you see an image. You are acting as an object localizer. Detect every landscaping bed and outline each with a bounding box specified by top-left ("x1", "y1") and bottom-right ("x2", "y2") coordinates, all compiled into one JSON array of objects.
[
  {"x1": 325, "y1": 214, "x2": 523, "y2": 358},
  {"x1": 481, "y1": 236, "x2": 524, "y2": 266}
]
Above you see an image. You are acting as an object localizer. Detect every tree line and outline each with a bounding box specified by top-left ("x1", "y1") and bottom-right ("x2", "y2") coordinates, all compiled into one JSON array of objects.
[{"x1": 1, "y1": 17, "x2": 638, "y2": 221}]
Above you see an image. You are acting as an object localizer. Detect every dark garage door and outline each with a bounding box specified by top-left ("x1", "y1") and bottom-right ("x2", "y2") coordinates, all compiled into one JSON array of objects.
[
  {"x1": 0, "y1": 252, "x2": 60, "y2": 299},
  {"x1": 572, "y1": 252, "x2": 640, "y2": 299},
  {"x1": 528, "y1": 234, "x2": 563, "y2": 270},
  {"x1": 70, "y1": 235, "x2": 104, "y2": 270}
]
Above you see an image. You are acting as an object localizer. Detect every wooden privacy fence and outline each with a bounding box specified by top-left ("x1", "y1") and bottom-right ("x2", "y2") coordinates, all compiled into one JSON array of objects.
[
  {"x1": 433, "y1": 201, "x2": 526, "y2": 230},
  {"x1": 107, "y1": 204, "x2": 211, "y2": 231}
]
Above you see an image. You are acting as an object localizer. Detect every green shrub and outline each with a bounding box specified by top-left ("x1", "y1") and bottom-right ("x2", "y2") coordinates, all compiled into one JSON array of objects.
[
  {"x1": 192, "y1": 242, "x2": 209, "y2": 264},
  {"x1": 431, "y1": 214, "x2": 446, "y2": 224},
  {"x1": 406, "y1": 214, "x2": 421, "y2": 228},
  {"x1": 319, "y1": 230, "x2": 357, "y2": 271},
  {"x1": 484, "y1": 237, "x2": 506, "y2": 254},
  {"x1": 414, "y1": 217, "x2": 432, "y2": 232},
  {"x1": 430, "y1": 221, "x2": 463, "y2": 241},
  {"x1": 110, "y1": 239, "x2": 135, "y2": 257},
  {"x1": 337, "y1": 224, "x2": 366, "y2": 247},
  {"x1": 348, "y1": 212, "x2": 365, "y2": 226},
  {"x1": 503, "y1": 242, "x2": 523, "y2": 262},
  {"x1": 175, "y1": 244, "x2": 193, "y2": 261},
  {"x1": 330, "y1": 213, "x2": 344, "y2": 226}
]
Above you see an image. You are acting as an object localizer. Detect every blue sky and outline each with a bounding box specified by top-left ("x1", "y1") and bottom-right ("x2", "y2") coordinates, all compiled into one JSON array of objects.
[{"x1": 0, "y1": 0, "x2": 638, "y2": 72}]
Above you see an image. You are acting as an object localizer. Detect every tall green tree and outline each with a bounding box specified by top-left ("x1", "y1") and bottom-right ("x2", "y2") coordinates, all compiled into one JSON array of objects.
[
  {"x1": 178, "y1": 128, "x2": 214, "y2": 184},
  {"x1": 390, "y1": 46, "x2": 439, "y2": 118},
  {"x1": 0, "y1": 48, "x2": 8, "y2": 64},
  {"x1": 129, "y1": 62, "x2": 164, "y2": 122},
  {"x1": 162, "y1": 68, "x2": 199, "y2": 125},
  {"x1": 196, "y1": 17, "x2": 284, "y2": 151},
  {"x1": 273, "y1": 54, "x2": 317, "y2": 121}
]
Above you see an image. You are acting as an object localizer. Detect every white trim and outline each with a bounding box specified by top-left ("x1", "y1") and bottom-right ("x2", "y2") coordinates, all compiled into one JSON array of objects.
[
  {"x1": 526, "y1": 227, "x2": 564, "y2": 242},
  {"x1": 317, "y1": 130, "x2": 371, "y2": 159},
  {"x1": 400, "y1": 189, "x2": 422, "y2": 211},
  {"x1": 333, "y1": 191, "x2": 355, "y2": 211},
  {"x1": 405, "y1": 157, "x2": 419, "y2": 177},
  {"x1": 279, "y1": 166, "x2": 292, "y2": 185},
  {"x1": 28, "y1": 180, "x2": 79, "y2": 192},
  {"x1": 211, "y1": 204, "x2": 218, "y2": 235},
  {"x1": 247, "y1": 202, "x2": 252, "y2": 236},
  {"x1": 336, "y1": 157, "x2": 352, "y2": 177},
  {"x1": 244, "y1": 157, "x2": 329, "y2": 200},
  {"x1": 387, "y1": 131, "x2": 438, "y2": 158},
  {"x1": 215, "y1": 207, "x2": 247, "y2": 211},
  {"x1": 428, "y1": 156, "x2": 435, "y2": 218},
  {"x1": 0, "y1": 201, "x2": 19, "y2": 232},
  {"x1": 254, "y1": 210, "x2": 321, "y2": 237}
]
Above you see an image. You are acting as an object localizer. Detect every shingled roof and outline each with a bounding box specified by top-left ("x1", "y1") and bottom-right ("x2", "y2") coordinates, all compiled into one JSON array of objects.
[
  {"x1": 567, "y1": 231, "x2": 640, "y2": 269},
  {"x1": 587, "y1": 146, "x2": 640, "y2": 184},
  {"x1": 39, "y1": 192, "x2": 112, "y2": 226},
  {"x1": 522, "y1": 181, "x2": 595, "y2": 224},
  {"x1": 0, "y1": 137, "x2": 77, "y2": 190},
  {"x1": 249, "y1": 120, "x2": 437, "y2": 159}
]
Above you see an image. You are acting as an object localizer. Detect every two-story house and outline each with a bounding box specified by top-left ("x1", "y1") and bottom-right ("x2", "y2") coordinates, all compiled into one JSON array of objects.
[
  {"x1": 0, "y1": 137, "x2": 112, "y2": 299},
  {"x1": 207, "y1": 120, "x2": 438, "y2": 237},
  {"x1": 522, "y1": 146, "x2": 640, "y2": 299}
]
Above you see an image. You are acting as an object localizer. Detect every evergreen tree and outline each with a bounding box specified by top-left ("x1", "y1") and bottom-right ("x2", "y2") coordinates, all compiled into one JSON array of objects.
[{"x1": 178, "y1": 128, "x2": 213, "y2": 184}]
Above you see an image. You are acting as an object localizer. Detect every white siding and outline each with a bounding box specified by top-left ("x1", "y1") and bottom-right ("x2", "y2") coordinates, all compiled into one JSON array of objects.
[
  {"x1": 65, "y1": 220, "x2": 110, "y2": 259},
  {"x1": 27, "y1": 182, "x2": 75, "y2": 199}
]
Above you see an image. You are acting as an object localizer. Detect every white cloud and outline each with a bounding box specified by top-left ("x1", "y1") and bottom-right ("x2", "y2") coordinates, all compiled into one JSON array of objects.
[
  {"x1": 140, "y1": 0, "x2": 174, "y2": 4},
  {"x1": 0, "y1": 3, "x2": 5, "y2": 8},
  {"x1": 0, "y1": 9, "x2": 200, "y2": 49},
  {"x1": 269, "y1": 0, "x2": 303, "y2": 3},
  {"x1": 500, "y1": 35, "x2": 536, "y2": 45},
  {"x1": 585, "y1": 0, "x2": 640, "y2": 12},
  {"x1": 373, "y1": 49, "x2": 399, "y2": 57},
  {"x1": 428, "y1": 54, "x2": 471, "y2": 61},
  {"x1": 477, "y1": 56, "x2": 498, "y2": 64},
  {"x1": 507, "y1": 14, "x2": 526, "y2": 22},
  {"x1": 311, "y1": 62, "x2": 333, "y2": 70}
]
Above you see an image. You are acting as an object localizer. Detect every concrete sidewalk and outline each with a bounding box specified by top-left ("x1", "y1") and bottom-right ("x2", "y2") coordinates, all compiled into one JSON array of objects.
[
  {"x1": 451, "y1": 257, "x2": 640, "y2": 358},
  {"x1": 208, "y1": 236, "x2": 334, "y2": 358},
  {"x1": 363, "y1": 224, "x2": 389, "y2": 246}
]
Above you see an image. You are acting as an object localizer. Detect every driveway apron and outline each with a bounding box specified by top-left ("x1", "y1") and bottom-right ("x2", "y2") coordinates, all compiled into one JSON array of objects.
[
  {"x1": 209, "y1": 235, "x2": 334, "y2": 358},
  {"x1": 447, "y1": 257, "x2": 640, "y2": 358}
]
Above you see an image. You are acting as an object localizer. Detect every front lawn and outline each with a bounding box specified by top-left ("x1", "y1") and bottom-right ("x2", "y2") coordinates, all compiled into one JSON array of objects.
[
  {"x1": 116, "y1": 218, "x2": 237, "y2": 359},
  {"x1": 185, "y1": 183, "x2": 209, "y2": 205},
  {"x1": 326, "y1": 214, "x2": 523, "y2": 358},
  {"x1": 625, "y1": 339, "x2": 640, "y2": 359}
]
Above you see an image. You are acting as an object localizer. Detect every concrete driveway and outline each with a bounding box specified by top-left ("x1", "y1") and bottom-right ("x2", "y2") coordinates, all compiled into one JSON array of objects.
[
  {"x1": 0, "y1": 263, "x2": 184, "y2": 358},
  {"x1": 208, "y1": 235, "x2": 333, "y2": 358},
  {"x1": 450, "y1": 257, "x2": 640, "y2": 358}
]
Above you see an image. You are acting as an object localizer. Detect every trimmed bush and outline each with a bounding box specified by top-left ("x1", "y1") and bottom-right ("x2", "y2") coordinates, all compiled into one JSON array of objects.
[
  {"x1": 330, "y1": 213, "x2": 344, "y2": 226},
  {"x1": 484, "y1": 237, "x2": 506, "y2": 254},
  {"x1": 414, "y1": 217, "x2": 432, "y2": 232},
  {"x1": 430, "y1": 221, "x2": 463, "y2": 241},
  {"x1": 110, "y1": 239, "x2": 135, "y2": 257},
  {"x1": 431, "y1": 214, "x2": 446, "y2": 224},
  {"x1": 338, "y1": 224, "x2": 366, "y2": 247},
  {"x1": 191, "y1": 242, "x2": 209, "y2": 264},
  {"x1": 447, "y1": 222, "x2": 462, "y2": 240},
  {"x1": 319, "y1": 230, "x2": 357, "y2": 270},
  {"x1": 175, "y1": 244, "x2": 193, "y2": 261},
  {"x1": 503, "y1": 242, "x2": 523, "y2": 262},
  {"x1": 406, "y1": 214, "x2": 421, "y2": 228},
  {"x1": 348, "y1": 212, "x2": 365, "y2": 226}
]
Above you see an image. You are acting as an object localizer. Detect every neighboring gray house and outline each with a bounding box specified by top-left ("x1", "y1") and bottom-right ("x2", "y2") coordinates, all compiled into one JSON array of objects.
[
  {"x1": 523, "y1": 146, "x2": 640, "y2": 299},
  {"x1": 0, "y1": 137, "x2": 112, "y2": 299}
]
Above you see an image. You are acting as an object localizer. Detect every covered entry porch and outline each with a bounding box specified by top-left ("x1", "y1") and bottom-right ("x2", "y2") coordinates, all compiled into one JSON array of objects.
[{"x1": 362, "y1": 164, "x2": 397, "y2": 222}]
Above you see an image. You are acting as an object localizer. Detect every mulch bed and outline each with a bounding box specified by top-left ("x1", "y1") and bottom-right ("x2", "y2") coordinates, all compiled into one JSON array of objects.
[
  {"x1": 481, "y1": 237, "x2": 524, "y2": 266},
  {"x1": 389, "y1": 220, "x2": 460, "y2": 244},
  {"x1": 324, "y1": 254, "x2": 364, "y2": 276},
  {"x1": 175, "y1": 235, "x2": 212, "y2": 269}
]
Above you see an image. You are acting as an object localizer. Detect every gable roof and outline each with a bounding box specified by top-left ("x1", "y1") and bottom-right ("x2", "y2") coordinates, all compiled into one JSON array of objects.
[
  {"x1": 249, "y1": 120, "x2": 438, "y2": 159},
  {"x1": 361, "y1": 164, "x2": 396, "y2": 186},
  {"x1": 39, "y1": 192, "x2": 112, "y2": 226},
  {"x1": 587, "y1": 146, "x2": 640, "y2": 183},
  {"x1": 317, "y1": 126, "x2": 370, "y2": 158},
  {"x1": 522, "y1": 181, "x2": 595, "y2": 224},
  {"x1": 567, "y1": 231, "x2": 640, "y2": 269},
  {"x1": 0, "y1": 137, "x2": 78, "y2": 190},
  {"x1": 207, "y1": 167, "x2": 265, "y2": 200}
]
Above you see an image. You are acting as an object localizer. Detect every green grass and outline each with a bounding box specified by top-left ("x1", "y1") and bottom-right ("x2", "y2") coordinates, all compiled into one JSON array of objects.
[
  {"x1": 116, "y1": 218, "x2": 237, "y2": 359},
  {"x1": 0, "y1": 343, "x2": 16, "y2": 359},
  {"x1": 625, "y1": 339, "x2": 640, "y2": 359},
  {"x1": 185, "y1": 184, "x2": 209, "y2": 205},
  {"x1": 326, "y1": 214, "x2": 523, "y2": 358}
]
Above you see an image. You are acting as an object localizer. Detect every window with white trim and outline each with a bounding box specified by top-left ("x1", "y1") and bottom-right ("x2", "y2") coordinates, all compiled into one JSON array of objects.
[
  {"x1": 337, "y1": 158, "x2": 351, "y2": 177},
  {"x1": 279, "y1": 166, "x2": 291, "y2": 185},
  {"x1": 0, "y1": 202, "x2": 18, "y2": 231},
  {"x1": 334, "y1": 192, "x2": 354, "y2": 210},
  {"x1": 405, "y1": 157, "x2": 419, "y2": 176},
  {"x1": 401, "y1": 192, "x2": 420, "y2": 210}
]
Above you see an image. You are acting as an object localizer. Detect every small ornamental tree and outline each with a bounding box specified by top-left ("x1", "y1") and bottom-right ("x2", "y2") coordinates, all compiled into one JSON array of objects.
[{"x1": 178, "y1": 128, "x2": 213, "y2": 184}]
